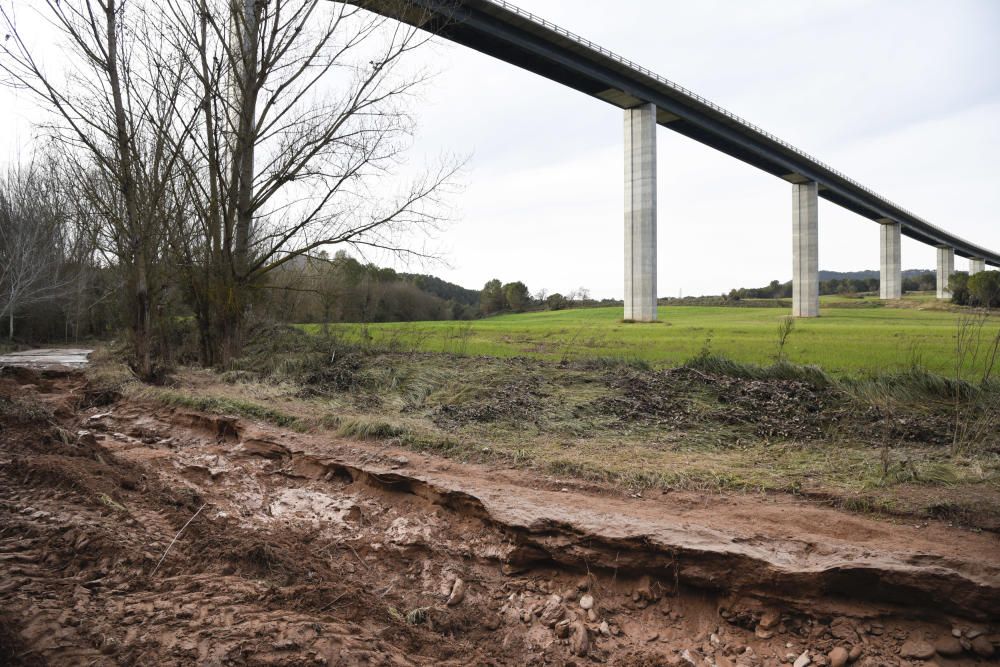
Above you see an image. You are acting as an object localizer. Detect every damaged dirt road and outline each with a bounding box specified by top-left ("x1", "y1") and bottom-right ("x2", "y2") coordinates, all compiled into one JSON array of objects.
[{"x1": 1, "y1": 364, "x2": 998, "y2": 666}]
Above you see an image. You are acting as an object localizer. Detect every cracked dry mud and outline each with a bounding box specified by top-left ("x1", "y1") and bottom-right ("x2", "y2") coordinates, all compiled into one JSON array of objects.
[{"x1": 0, "y1": 367, "x2": 998, "y2": 666}]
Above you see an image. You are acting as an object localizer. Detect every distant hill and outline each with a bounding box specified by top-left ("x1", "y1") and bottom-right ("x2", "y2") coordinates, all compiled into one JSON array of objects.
[{"x1": 818, "y1": 269, "x2": 933, "y2": 281}]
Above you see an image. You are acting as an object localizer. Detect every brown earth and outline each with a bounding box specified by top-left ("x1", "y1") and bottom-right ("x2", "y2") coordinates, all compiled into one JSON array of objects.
[{"x1": 0, "y1": 366, "x2": 998, "y2": 666}]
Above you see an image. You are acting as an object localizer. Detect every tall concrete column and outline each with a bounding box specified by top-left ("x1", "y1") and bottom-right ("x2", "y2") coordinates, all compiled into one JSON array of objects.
[
  {"x1": 936, "y1": 246, "x2": 955, "y2": 299},
  {"x1": 969, "y1": 258, "x2": 986, "y2": 276},
  {"x1": 624, "y1": 103, "x2": 657, "y2": 322},
  {"x1": 792, "y1": 182, "x2": 819, "y2": 317},
  {"x1": 879, "y1": 220, "x2": 902, "y2": 300}
]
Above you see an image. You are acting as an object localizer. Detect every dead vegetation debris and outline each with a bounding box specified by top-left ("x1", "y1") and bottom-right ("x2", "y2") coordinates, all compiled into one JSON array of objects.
[{"x1": 433, "y1": 377, "x2": 547, "y2": 426}]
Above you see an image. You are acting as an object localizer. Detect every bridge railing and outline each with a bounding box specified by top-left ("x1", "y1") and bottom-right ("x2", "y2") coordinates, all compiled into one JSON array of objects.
[{"x1": 482, "y1": 0, "x2": 922, "y2": 224}]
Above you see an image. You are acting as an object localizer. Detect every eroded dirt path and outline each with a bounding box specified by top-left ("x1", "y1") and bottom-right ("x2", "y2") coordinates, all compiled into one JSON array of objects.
[{"x1": 1, "y1": 368, "x2": 998, "y2": 666}]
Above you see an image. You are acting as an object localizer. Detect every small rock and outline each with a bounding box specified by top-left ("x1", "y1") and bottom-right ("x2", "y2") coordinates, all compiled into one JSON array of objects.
[
  {"x1": 736, "y1": 648, "x2": 757, "y2": 667},
  {"x1": 710, "y1": 633, "x2": 721, "y2": 647},
  {"x1": 966, "y1": 627, "x2": 985, "y2": 640},
  {"x1": 520, "y1": 610, "x2": 531, "y2": 624},
  {"x1": 899, "y1": 639, "x2": 935, "y2": 660},
  {"x1": 970, "y1": 636, "x2": 994, "y2": 658},
  {"x1": 635, "y1": 575, "x2": 654, "y2": 601},
  {"x1": 759, "y1": 609, "x2": 781, "y2": 630},
  {"x1": 830, "y1": 617, "x2": 860, "y2": 644},
  {"x1": 483, "y1": 613, "x2": 501, "y2": 631},
  {"x1": 793, "y1": 651, "x2": 811, "y2": 667},
  {"x1": 933, "y1": 636, "x2": 962, "y2": 657},
  {"x1": 647, "y1": 632, "x2": 660, "y2": 642},
  {"x1": 579, "y1": 594, "x2": 594, "y2": 610},
  {"x1": 828, "y1": 647, "x2": 849, "y2": 667},
  {"x1": 756, "y1": 626, "x2": 775, "y2": 640},
  {"x1": 555, "y1": 619, "x2": 571, "y2": 639},
  {"x1": 570, "y1": 621, "x2": 589, "y2": 657},
  {"x1": 586, "y1": 608, "x2": 597, "y2": 622},
  {"x1": 446, "y1": 578, "x2": 466, "y2": 606},
  {"x1": 599, "y1": 621, "x2": 611, "y2": 636},
  {"x1": 951, "y1": 627, "x2": 962, "y2": 638},
  {"x1": 539, "y1": 594, "x2": 565, "y2": 627},
  {"x1": 848, "y1": 645, "x2": 863, "y2": 662},
  {"x1": 680, "y1": 649, "x2": 700, "y2": 667}
]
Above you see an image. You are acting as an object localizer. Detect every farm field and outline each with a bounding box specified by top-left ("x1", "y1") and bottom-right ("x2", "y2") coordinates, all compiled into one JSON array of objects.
[{"x1": 304, "y1": 297, "x2": 1000, "y2": 377}]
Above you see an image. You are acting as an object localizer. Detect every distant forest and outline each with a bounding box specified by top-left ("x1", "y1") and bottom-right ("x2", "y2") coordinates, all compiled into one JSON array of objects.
[
  {"x1": 728, "y1": 270, "x2": 937, "y2": 300},
  {"x1": 262, "y1": 252, "x2": 609, "y2": 324},
  {"x1": 262, "y1": 251, "x2": 482, "y2": 324}
]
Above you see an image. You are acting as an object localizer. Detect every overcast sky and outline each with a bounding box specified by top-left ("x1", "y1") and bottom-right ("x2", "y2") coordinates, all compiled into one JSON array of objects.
[{"x1": 3, "y1": 0, "x2": 999, "y2": 298}]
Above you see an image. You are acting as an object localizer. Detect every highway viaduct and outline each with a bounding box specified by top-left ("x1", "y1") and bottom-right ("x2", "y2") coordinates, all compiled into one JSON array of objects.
[{"x1": 347, "y1": 0, "x2": 1000, "y2": 320}]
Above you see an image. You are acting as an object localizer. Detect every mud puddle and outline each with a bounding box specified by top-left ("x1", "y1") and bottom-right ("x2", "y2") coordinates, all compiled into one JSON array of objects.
[{"x1": 0, "y1": 368, "x2": 998, "y2": 666}]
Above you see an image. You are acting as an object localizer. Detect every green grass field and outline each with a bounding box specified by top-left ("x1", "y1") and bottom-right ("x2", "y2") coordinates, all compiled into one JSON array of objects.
[{"x1": 302, "y1": 297, "x2": 1000, "y2": 377}]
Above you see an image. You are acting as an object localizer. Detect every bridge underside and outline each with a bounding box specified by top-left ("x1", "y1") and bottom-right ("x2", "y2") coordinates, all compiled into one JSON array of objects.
[
  {"x1": 347, "y1": 0, "x2": 998, "y2": 317},
  {"x1": 356, "y1": 0, "x2": 998, "y2": 266}
]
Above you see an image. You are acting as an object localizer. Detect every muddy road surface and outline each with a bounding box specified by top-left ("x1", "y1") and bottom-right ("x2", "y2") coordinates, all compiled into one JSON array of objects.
[{"x1": 1, "y1": 366, "x2": 998, "y2": 666}]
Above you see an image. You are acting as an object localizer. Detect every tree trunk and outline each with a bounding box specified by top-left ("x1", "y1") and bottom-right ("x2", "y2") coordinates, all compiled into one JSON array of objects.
[
  {"x1": 130, "y1": 261, "x2": 153, "y2": 379},
  {"x1": 219, "y1": 0, "x2": 260, "y2": 366}
]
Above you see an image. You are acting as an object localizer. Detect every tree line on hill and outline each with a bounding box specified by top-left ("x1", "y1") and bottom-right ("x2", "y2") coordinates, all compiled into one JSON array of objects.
[
  {"x1": 261, "y1": 251, "x2": 481, "y2": 324},
  {"x1": 727, "y1": 271, "x2": 938, "y2": 300}
]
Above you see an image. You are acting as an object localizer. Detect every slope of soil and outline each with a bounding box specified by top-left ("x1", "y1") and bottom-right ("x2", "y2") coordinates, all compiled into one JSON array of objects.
[{"x1": 0, "y1": 366, "x2": 998, "y2": 666}]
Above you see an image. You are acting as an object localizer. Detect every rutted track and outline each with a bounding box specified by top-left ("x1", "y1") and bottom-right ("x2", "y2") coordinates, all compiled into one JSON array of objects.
[{"x1": 1, "y1": 367, "x2": 998, "y2": 665}]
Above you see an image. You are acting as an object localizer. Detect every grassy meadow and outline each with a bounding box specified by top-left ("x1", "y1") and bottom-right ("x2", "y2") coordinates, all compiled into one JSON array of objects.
[{"x1": 301, "y1": 296, "x2": 1000, "y2": 378}]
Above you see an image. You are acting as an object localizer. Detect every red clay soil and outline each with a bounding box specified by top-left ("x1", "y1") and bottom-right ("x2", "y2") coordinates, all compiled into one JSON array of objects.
[{"x1": 0, "y1": 367, "x2": 998, "y2": 666}]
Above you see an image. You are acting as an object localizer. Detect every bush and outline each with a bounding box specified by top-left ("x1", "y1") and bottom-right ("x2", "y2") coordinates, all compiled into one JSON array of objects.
[
  {"x1": 968, "y1": 271, "x2": 1000, "y2": 307},
  {"x1": 546, "y1": 293, "x2": 568, "y2": 310},
  {"x1": 949, "y1": 272, "x2": 970, "y2": 306}
]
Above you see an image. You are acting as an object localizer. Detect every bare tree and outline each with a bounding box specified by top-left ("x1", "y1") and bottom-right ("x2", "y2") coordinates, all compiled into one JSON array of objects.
[
  {"x1": 160, "y1": 0, "x2": 459, "y2": 364},
  {"x1": 2, "y1": 0, "x2": 457, "y2": 367},
  {"x1": 0, "y1": 0, "x2": 194, "y2": 377},
  {"x1": 0, "y1": 157, "x2": 72, "y2": 339}
]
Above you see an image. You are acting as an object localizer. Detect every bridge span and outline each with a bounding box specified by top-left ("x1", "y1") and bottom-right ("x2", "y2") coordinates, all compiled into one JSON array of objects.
[{"x1": 349, "y1": 0, "x2": 1000, "y2": 319}]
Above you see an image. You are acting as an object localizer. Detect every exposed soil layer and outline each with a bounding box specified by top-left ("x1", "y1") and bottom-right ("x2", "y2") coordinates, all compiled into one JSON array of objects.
[{"x1": 1, "y1": 367, "x2": 998, "y2": 666}]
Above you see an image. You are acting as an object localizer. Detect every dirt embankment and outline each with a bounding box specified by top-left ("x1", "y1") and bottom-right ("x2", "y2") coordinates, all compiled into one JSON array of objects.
[{"x1": 1, "y1": 366, "x2": 998, "y2": 666}]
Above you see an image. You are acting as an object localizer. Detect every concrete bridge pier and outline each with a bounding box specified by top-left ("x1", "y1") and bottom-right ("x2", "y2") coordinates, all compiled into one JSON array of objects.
[
  {"x1": 792, "y1": 182, "x2": 819, "y2": 317},
  {"x1": 879, "y1": 220, "x2": 902, "y2": 300},
  {"x1": 624, "y1": 103, "x2": 658, "y2": 322},
  {"x1": 937, "y1": 246, "x2": 955, "y2": 299},
  {"x1": 969, "y1": 258, "x2": 986, "y2": 276}
]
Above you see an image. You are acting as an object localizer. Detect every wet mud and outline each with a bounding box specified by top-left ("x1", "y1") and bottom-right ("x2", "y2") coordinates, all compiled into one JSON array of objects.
[{"x1": 0, "y1": 367, "x2": 997, "y2": 666}]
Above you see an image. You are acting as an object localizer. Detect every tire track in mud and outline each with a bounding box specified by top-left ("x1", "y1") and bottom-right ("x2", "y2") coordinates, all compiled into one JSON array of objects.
[
  {"x1": 1, "y1": 368, "x2": 998, "y2": 665},
  {"x1": 150, "y1": 408, "x2": 1000, "y2": 621}
]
